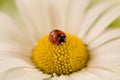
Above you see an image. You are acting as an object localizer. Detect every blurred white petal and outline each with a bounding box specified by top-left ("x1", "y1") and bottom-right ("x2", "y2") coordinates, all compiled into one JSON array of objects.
[
  {"x1": 70, "y1": 68, "x2": 100, "y2": 80},
  {"x1": 0, "y1": 56, "x2": 33, "y2": 74},
  {"x1": 0, "y1": 43, "x2": 34, "y2": 73},
  {"x1": 0, "y1": 12, "x2": 34, "y2": 47},
  {"x1": 66, "y1": 0, "x2": 91, "y2": 35},
  {"x1": 89, "y1": 28, "x2": 120, "y2": 50},
  {"x1": 15, "y1": 0, "x2": 52, "y2": 39},
  {"x1": 0, "y1": 43, "x2": 31, "y2": 56},
  {"x1": 70, "y1": 67, "x2": 120, "y2": 80},
  {"x1": 0, "y1": 67, "x2": 26, "y2": 80},
  {"x1": 104, "y1": 66, "x2": 120, "y2": 74},
  {"x1": 50, "y1": 0, "x2": 69, "y2": 31},
  {"x1": 0, "y1": 68, "x2": 50, "y2": 80},
  {"x1": 87, "y1": 66, "x2": 120, "y2": 80},
  {"x1": 54, "y1": 75, "x2": 70, "y2": 80},
  {"x1": 84, "y1": 6, "x2": 120, "y2": 43},
  {"x1": 78, "y1": 2, "x2": 116, "y2": 38},
  {"x1": 89, "y1": 39, "x2": 120, "y2": 67}
]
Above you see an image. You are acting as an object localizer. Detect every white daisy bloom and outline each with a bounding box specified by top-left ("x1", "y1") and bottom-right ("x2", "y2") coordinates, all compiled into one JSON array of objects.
[{"x1": 0, "y1": 0, "x2": 120, "y2": 80}]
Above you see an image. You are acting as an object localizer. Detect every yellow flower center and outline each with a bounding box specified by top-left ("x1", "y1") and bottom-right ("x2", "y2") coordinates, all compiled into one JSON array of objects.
[{"x1": 32, "y1": 33, "x2": 88, "y2": 76}]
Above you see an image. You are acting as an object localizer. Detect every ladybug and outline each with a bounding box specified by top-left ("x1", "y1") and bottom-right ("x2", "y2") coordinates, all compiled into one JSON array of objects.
[{"x1": 49, "y1": 29, "x2": 66, "y2": 45}]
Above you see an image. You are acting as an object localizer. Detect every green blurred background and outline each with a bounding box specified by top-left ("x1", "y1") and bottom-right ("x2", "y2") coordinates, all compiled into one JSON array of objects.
[
  {"x1": 0, "y1": 0, "x2": 120, "y2": 28},
  {"x1": 0, "y1": 0, "x2": 18, "y2": 21}
]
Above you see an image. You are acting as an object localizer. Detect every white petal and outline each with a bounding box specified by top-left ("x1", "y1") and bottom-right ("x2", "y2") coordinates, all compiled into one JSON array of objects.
[
  {"x1": 15, "y1": 0, "x2": 52, "y2": 39},
  {"x1": 58, "y1": 76, "x2": 70, "y2": 80},
  {"x1": 0, "y1": 43, "x2": 31, "y2": 56},
  {"x1": 0, "y1": 13, "x2": 34, "y2": 46},
  {"x1": 0, "y1": 43, "x2": 34, "y2": 73},
  {"x1": 0, "y1": 68, "x2": 50, "y2": 80},
  {"x1": 78, "y1": 2, "x2": 116, "y2": 38},
  {"x1": 0, "y1": 56, "x2": 33, "y2": 74},
  {"x1": 84, "y1": 6, "x2": 120, "y2": 43},
  {"x1": 70, "y1": 68, "x2": 100, "y2": 80},
  {"x1": 53, "y1": 75, "x2": 70, "y2": 80},
  {"x1": 66, "y1": 0, "x2": 90, "y2": 35},
  {"x1": 89, "y1": 39, "x2": 120, "y2": 66},
  {"x1": 89, "y1": 28, "x2": 120, "y2": 50},
  {"x1": 87, "y1": 66, "x2": 120, "y2": 80},
  {"x1": 0, "y1": 67, "x2": 25, "y2": 80},
  {"x1": 50, "y1": 0, "x2": 69, "y2": 31},
  {"x1": 52, "y1": 76, "x2": 59, "y2": 80},
  {"x1": 104, "y1": 66, "x2": 120, "y2": 74}
]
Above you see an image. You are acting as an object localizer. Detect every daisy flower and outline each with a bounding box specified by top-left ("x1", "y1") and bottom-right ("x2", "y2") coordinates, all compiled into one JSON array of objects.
[{"x1": 0, "y1": 0, "x2": 120, "y2": 80}]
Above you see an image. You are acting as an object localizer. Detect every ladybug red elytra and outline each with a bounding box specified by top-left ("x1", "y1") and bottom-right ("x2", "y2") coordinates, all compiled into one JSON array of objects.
[{"x1": 49, "y1": 29, "x2": 66, "y2": 45}]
